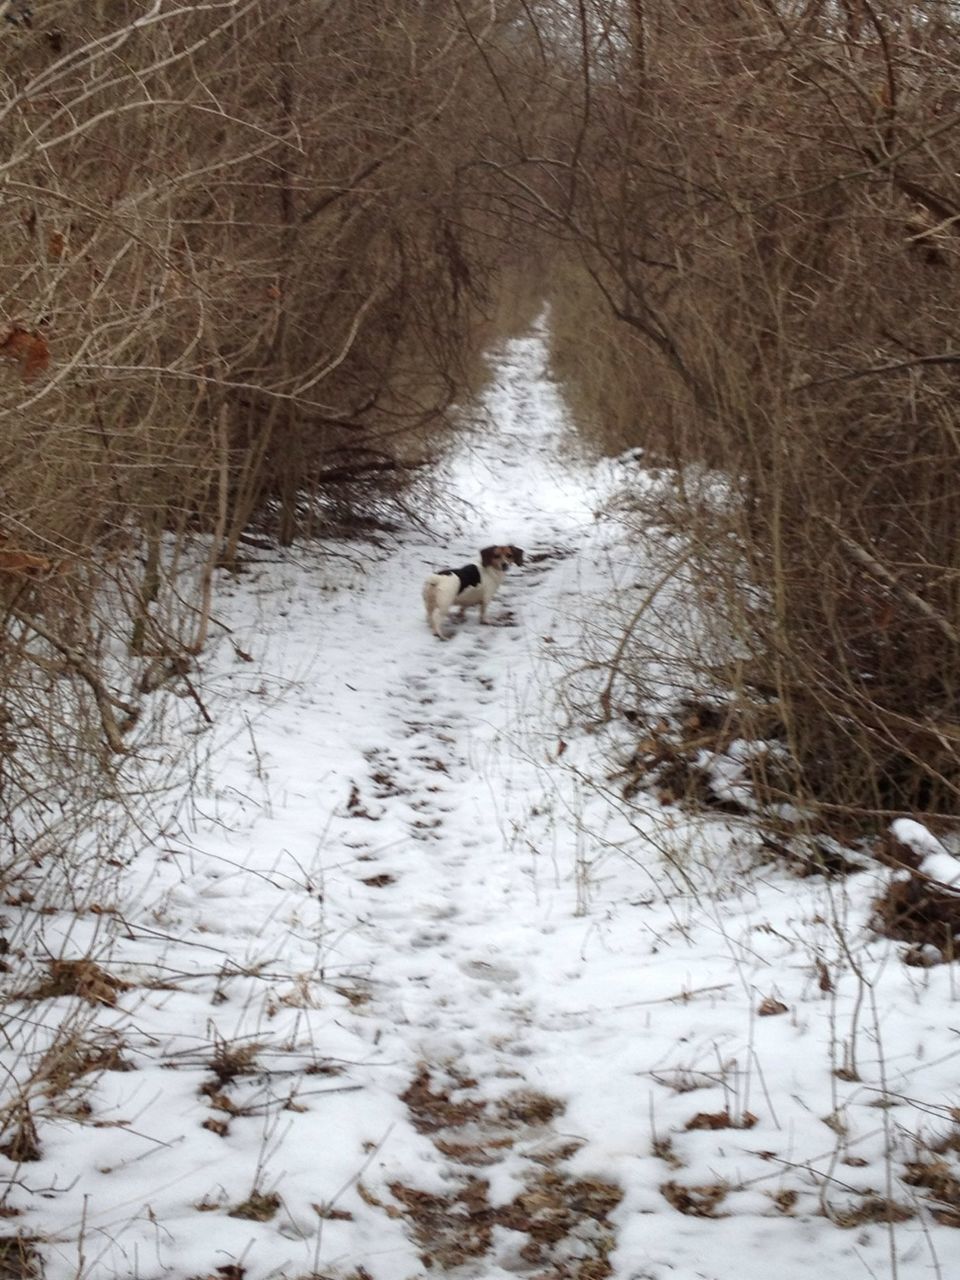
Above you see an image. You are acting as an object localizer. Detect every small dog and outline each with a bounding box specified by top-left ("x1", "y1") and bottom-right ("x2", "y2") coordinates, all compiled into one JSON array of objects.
[{"x1": 422, "y1": 545, "x2": 524, "y2": 640}]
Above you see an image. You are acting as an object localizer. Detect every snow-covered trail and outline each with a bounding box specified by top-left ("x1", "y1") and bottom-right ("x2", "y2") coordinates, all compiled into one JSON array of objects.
[
  {"x1": 16, "y1": 318, "x2": 625, "y2": 1280},
  {"x1": 319, "y1": 329, "x2": 627, "y2": 1276},
  {"x1": 13, "y1": 318, "x2": 960, "y2": 1280}
]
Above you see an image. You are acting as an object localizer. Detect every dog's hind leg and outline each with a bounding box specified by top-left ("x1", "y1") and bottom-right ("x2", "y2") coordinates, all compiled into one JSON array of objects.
[{"x1": 423, "y1": 580, "x2": 450, "y2": 640}]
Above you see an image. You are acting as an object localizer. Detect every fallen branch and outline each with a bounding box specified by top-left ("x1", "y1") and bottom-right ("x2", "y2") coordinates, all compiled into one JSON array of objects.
[
  {"x1": 794, "y1": 352, "x2": 960, "y2": 392},
  {"x1": 825, "y1": 517, "x2": 960, "y2": 648}
]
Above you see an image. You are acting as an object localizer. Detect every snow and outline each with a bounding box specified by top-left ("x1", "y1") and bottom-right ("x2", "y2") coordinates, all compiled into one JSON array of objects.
[
  {"x1": 3, "y1": 315, "x2": 960, "y2": 1280},
  {"x1": 892, "y1": 817, "x2": 950, "y2": 862},
  {"x1": 893, "y1": 818, "x2": 960, "y2": 887}
]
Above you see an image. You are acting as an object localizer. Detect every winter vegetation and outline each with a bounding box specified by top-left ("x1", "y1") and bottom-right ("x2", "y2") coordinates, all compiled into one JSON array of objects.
[{"x1": 1, "y1": 2, "x2": 960, "y2": 1278}]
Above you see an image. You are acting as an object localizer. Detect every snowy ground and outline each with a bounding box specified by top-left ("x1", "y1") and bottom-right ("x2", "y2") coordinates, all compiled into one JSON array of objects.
[{"x1": 4, "y1": 318, "x2": 960, "y2": 1280}]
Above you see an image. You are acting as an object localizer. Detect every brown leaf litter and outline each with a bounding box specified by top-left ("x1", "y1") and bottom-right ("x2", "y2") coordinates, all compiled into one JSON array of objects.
[
  {"x1": 661, "y1": 1179, "x2": 729, "y2": 1217},
  {"x1": 227, "y1": 1191, "x2": 280, "y2": 1222},
  {"x1": 828, "y1": 1195, "x2": 915, "y2": 1228},
  {"x1": 685, "y1": 1109, "x2": 758, "y2": 1131},
  {"x1": 27, "y1": 958, "x2": 129, "y2": 1007},
  {"x1": 400, "y1": 1064, "x2": 486, "y2": 1133},
  {"x1": 389, "y1": 1168, "x2": 622, "y2": 1278},
  {"x1": 391, "y1": 1064, "x2": 621, "y2": 1278}
]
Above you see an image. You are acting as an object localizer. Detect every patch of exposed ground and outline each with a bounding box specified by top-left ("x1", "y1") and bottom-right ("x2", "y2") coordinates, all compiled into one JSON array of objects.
[{"x1": 387, "y1": 1063, "x2": 622, "y2": 1277}]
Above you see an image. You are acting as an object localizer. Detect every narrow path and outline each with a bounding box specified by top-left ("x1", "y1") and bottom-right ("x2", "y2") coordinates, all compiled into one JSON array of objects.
[{"x1": 320, "y1": 322, "x2": 622, "y2": 1276}]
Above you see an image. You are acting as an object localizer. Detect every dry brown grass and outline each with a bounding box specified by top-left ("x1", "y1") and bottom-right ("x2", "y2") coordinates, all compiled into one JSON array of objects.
[
  {"x1": 227, "y1": 1191, "x2": 280, "y2": 1223},
  {"x1": 36, "y1": 1031, "x2": 132, "y2": 1092},
  {"x1": 0, "y1": 1107, "x2": 40, "y2": 1165},
  {"x1": 829, "y1": 1196, "x2": 915, "y2": 1229},
  {"x1": 26, "y1": 959, "x2": 128, "y2": 1008},
  {"x1": 0, "y1": 1236, "x2": 42, "y2": 1280},
  {"x1": 495, "y1": 1090, "x2": 565, "y2": 1126},
  {"x1": 904, "y1": 1156, "x2": 960, "y2": 1226}
]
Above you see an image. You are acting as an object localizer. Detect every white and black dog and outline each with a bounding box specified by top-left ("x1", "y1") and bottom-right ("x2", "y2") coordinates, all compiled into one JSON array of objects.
[{"x1": 422, "y1": 545, "x2": 524, "y2": 640}]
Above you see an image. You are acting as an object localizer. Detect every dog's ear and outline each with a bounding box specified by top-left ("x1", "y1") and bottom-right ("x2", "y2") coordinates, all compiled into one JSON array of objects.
[
  {"x1": 510, "y1": 545, "x2": 524, "y2": 566},
  {"x1": 480, "y1": 545, "x2": 497, "y2": 567}
]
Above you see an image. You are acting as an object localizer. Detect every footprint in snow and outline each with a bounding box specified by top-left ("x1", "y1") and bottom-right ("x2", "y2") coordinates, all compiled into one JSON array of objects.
[{"x1": 458, "y1": 958, "x2": 522, "y2": 985}]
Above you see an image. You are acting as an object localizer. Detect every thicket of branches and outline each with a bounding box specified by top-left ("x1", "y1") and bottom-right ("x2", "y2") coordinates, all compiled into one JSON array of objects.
[
  {"x1": 482, "y1": 0, "x2": 960, "y2": 825},
  {"x1": 0, "y1": 0, "x2": 515, "y2": 852},
  {"x1": 3, "y1": 0, "x2": 959, "y2": 847}
]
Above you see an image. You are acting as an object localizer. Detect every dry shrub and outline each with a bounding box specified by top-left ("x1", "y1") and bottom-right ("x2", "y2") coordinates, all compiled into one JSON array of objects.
[
  {"x1": 684, "y1": 6, "x2": 960, "y2": 822},
  {"x1": 206, "y1": 1038, "x2": 264, "y2": 1089},
  {"x1": 0, "y1": 0, "x2": 520, "y2": 845},
  {"x1": 500, "y1": 1, "x2": 960, "y2": 826},
  {"x1": 2, "y1": 1, "x2": 512, "y2": 557},
  {"x1": 548, "y1": 260, "x2": 696, "y2": 463}
]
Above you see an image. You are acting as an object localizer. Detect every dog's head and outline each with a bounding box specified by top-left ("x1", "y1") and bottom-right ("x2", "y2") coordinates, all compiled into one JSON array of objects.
[{"x1": 481, "y1": 544, "x2": 524, "y2": 571}]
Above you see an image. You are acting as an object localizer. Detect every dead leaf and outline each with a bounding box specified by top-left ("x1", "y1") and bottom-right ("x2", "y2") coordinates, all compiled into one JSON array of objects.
[
  {"x1": 757, "y1": 996, "x2": 788, "y2": 1016},
  {"x1": 0, "y1": 327, "x2": 50, "y2": 380},
  {"x1": 685, "y1": 1110, "x2": 757, "y2": 1131}
]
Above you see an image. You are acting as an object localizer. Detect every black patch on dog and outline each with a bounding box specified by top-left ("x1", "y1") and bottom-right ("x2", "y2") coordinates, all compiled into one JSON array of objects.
[{"x1": 439, "y1": 563, "x2": 481, "y2": 595}]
